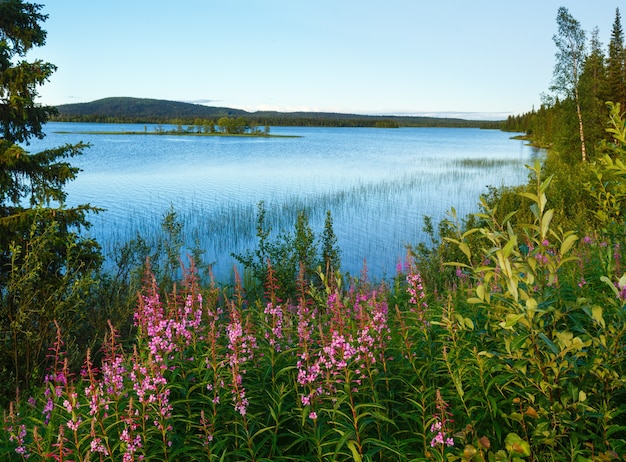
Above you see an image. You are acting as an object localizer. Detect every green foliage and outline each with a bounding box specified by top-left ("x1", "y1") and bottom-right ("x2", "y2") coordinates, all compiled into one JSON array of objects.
[
  {"x1": 321, "y1": 210, "x2": 341, "y2": 279},
  {"x1": 0, "y1": 0, "x2": 58, "y2": 144},
  {"x1": 233, "y1": 202, "x2": 340, "y2": 300},
  {"x1": 511, "y1": 8, "x2": 624, "y2": 164},
  {"x1": 585, "y1": 102, "x2": 626, "y2": 241},
  {"x1": 0, "y1": 1, "x2": 104, "y2": 404},
  {"x1": 3, "y1": 4, "x2": 626, "y2": 461},
  {"x1": 442, "y1": 161, "x2": 626, "y2": 459},
  {"x1": 0, "y1": 214, "x2": 101, "y2": 398},
  {"x1": 217, "y1": 116, "x2": 251, "y2": 134},
  {"x1": 3, "y1": 149, "x2": 626, "y2": 459}
]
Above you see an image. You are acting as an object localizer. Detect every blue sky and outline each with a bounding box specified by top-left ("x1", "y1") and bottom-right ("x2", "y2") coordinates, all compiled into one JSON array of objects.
[{"x1": 34, "y1": 1, "x2": 621, "y2": 119}]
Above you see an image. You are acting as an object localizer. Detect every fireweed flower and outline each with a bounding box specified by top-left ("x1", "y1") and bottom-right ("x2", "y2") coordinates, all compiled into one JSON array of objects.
[
  {"x1": 200, "y1": 410, "x2": 214, "y2": 446},
  {"x1": 90, "y1": 437, "x2": 109, "y2": 456},
  {"x1": 407, "y1": 270, "x2": 429, "y2": 325},
  {"x1": 226, "y1": 301, "x2": 257, "y2": 416},
  {"x1": 83, "y1": 351, "x2": 108, "y2": 418},
  {"x1": 136, "y1": 291, "x2": 203, "y2": 363},
  {"x1": 264, "y1": 302, "x2": 284, "y2": 351},
  {"x1": 6, "y1": 405, "x2": 29, "y2": 459},
  {"x1": 297, "y1": 289, "x2": 390, "y2": 417},
  {"x1": 43, "y1": 330, "x2": 71, "y2": 425},
  {"x1": 101, "y1": 354, "x2": 126, "y2": 399},
  {"x1": 120, "y1": 399, "x2": 143, "y2": 462},
  {"x1": 66, "y1": 417, "x2": 82, "y2": 432},
  {"x1": 327, "y1": 292, "x2": 346, "y2": 336},
  {"x1": 429, "y1": 389, "x2": 455, "y2": 450}
]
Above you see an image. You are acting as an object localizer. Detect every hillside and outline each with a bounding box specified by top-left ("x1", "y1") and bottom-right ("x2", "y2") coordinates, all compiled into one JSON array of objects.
[
  {"x1": 53, "y1": 97, "x2": 247, "y2": 120},
  {"x1": 52, "y1": 97, "x2": 504, "y2": 129}
]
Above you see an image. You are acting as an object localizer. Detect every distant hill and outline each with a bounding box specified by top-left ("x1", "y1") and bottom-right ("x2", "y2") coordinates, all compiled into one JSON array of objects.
[
  {"x1": 53, "y1": 97, "x2": 247, "y2": 120},
  {"x1": 52, "y1": 97, "x2": 504, "y2": 129}
]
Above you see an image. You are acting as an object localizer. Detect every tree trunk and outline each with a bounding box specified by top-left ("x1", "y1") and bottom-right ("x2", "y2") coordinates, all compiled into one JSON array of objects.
[{"x1": 575, "y1": 86, "x2": 587, "y2": 162}]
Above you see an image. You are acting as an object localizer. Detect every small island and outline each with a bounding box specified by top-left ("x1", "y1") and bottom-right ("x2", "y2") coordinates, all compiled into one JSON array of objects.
[{"x1": 55, "y1": 116, "x2": 300, "y2": 138}]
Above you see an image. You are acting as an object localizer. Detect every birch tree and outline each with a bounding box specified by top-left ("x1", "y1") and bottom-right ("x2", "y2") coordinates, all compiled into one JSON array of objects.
[{"x1": 551, "y1": 6, "x2": 588, "y2": 162}]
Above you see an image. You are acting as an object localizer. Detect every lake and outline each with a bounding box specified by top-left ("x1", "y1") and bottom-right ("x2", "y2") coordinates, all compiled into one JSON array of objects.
[{"x1": 25, "y1": 123, "x2": 543, "y2": 281}]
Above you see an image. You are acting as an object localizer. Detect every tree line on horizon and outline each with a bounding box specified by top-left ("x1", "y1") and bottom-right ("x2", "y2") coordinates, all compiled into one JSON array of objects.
[{"x1": 50, "y1": 97, "x2": 503, "y2": 129}]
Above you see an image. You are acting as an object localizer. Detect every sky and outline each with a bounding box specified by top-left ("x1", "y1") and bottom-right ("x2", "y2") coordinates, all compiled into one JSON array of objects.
[{"x1": 30, "y1": 1, "x2": 624, "y2": 120}]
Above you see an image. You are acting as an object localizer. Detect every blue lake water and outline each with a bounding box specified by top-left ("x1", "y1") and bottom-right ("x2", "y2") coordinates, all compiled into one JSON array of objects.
[{"x1": 25, "y1": 123, "x2": 543, "y2": 281}]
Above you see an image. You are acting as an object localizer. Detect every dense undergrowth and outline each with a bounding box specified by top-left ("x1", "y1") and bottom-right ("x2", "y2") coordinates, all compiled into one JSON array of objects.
[{"x1": 3, "y1": 141, "x2": 626, "y2": 461}]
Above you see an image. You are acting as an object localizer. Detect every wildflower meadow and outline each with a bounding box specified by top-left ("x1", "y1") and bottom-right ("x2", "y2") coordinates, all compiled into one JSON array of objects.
[{"x1": 2, "y1": 161, "x2": 626, "y2": 461}]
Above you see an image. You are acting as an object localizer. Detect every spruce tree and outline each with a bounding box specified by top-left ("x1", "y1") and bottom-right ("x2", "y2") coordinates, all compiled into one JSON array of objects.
[
  {"x1": 580, "y1": 27, "x2": 609, "y2": 160},
  {"x1": 607, "y1": 8, "x2": 626, "y2": 107},
  {"x1": 608, "y1": 8, "x2": 625, "y2": 108},
  {"x1": 0, "y1": 1, "x2": 101, "y2": 399}
]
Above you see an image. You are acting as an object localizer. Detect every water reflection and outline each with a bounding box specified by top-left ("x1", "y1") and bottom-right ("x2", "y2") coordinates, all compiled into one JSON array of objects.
[{"x1": 26, "y1": 123, "x2": 543, "y2": 281}]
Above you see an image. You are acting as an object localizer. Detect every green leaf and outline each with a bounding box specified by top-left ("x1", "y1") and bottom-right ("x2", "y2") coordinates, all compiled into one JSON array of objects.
[
  {"x1": 499, "y1": 313, "x2": 524, "y2": 330},
  {"x1": 502, "y1": 235, "x2": 518, "y2": 258},
  {"x1": 505, "y1": 433, "x2": 531, "y2": 456},
  {"x1": 600, "y1": 275, "x2": 620, "y2": 297},
  {"x1": 346, "y1": 440, "x2": 363, "y2": 462},
  {"x1": 518, "y1": 191, "x2": 539, "y2": 204},
  {"x1": 476, "y1": 283, "x2": 486, "y2": 300},
  {"x1": 540, "y1": 208, "x2": 554, "y2": 238},
  {"x1": 539, "y1": 332, "x2": 558, "y2": 355},
  {"x1": 591, "y1": 305, "x2": 605, "y2": 328},
  {"x1": 511, "y1": 334, "x2": 529, "y2": 351},
  {"x1": 559, "y1": 233, "x2": 578, "y2": 256},
  {"x1": 459, "y1": 242, "x2": 472, "y2": 261}
]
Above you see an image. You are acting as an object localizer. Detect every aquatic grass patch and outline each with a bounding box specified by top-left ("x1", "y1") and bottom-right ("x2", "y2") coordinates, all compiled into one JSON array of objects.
[
  {"x1": 452, "y1": 158, "x2": 522, "y2": 168},
  {"x1": 90, "y1": 164, "x2": 520, "y2": 282}
]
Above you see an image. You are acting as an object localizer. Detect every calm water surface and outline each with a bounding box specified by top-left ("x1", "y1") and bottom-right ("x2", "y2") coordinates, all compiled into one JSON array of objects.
[{"x1": 27, "y1": 123, "x2": 543, "y2": 281}]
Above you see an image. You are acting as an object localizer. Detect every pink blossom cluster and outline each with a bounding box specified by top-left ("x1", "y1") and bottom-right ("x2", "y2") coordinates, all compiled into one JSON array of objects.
[
  {"x1": 7, "y1": 422, "x2": 28, "y2": 458},
  {"x1": 430, "y1": 419, "x2": 454, "y2": 447},
  {"x1": 407, "y1": 271, "x2": 429, "y2": 325},
  {"x1": 429, "y1": 389, "x2": 455, "y2": 450},
  {"x1": 264, "y1": 302, "x2": 285, "y2": 351},
  {"x1": 296, "y1": 288, "x2": 390, "y2": 417},
  {"x1": 136, "y1": 292, "x2": 203, "y2": 363},
  {"x1": 226, "y1": 301, "x2": 257, "y2": 416},
  {"x1": 120, "y1": 401, "x2": 143, "y2": 462},
  {"x1": 101, "y1": 353, "x2": 126, "y2": 399}
]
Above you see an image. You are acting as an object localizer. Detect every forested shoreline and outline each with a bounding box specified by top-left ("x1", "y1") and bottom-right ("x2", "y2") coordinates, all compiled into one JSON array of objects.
[
  {"x1": 50, "y1": 96, "x2": 504, "y2": 129},
  {"x1": 2, "y1": 2, "x2": 626, "y2": 460}
]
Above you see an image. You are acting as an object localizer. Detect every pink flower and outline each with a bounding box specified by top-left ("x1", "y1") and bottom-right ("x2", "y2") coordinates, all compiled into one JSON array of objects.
[
  {"x1": 90, "y1": 438, "x2": 109, "y2": 455},
  {"x1": 66, "y1": 417, "x2": 82, "y2": 432}
]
